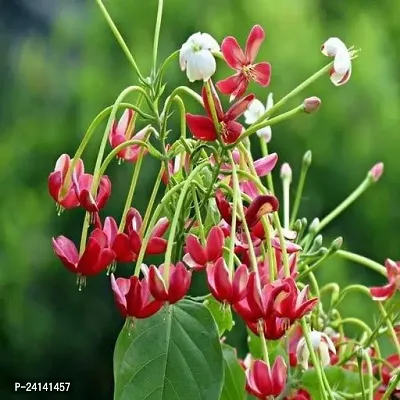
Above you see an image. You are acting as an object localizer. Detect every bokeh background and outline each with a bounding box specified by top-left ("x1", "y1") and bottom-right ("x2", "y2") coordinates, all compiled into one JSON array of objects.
[{"x1": 1, "y1": 0, "x2": 399, "y2": 398}]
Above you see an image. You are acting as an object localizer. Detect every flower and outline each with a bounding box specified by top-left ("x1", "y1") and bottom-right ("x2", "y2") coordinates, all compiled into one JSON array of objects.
[
  {"x1": 186, "y1": 82, "x2": 254, "y2": 144},
  {"x1": 296, "y1": 330, "x2": 337, "y2": 370},
  {"x1": 370, "y1": 258, "x2": 400, "y2": 301},
  {"x1": 75, "y1": 173, "x2": 111, "y2": 213},
  {"x1": 179, "y1": 32, "x2": 220, "y2": 82},
  {"x1": 52, "y1": 229, "x2": 115, "y2": 284},
  {"x1": 48, "y1": 154, "x2": 84, "y2": 209},
  {"x1": 183, "y1": 226, "x2": 224, "y2": 271},
  {"x1": 147, "y1": 262, "x2": 192, "y2": 304},
  {"x1": 217, "y1": 25, "x2": 271, "y2": 101},
  {"x1": 110, "y1": 274, "x2": 164, "y2": 319},
  {"x1": 303, "y1": 96, "x2": 321, "y2": 114},
  {"x1": 244, "y1": 93, "x2": 274, "y2": 141},
  {"x1": 245, "y1": 356, "x2": 287, "y2": 399},
  {"x1": 109, "y1": 109, "x2": 149, "y2": 162},
  {"x1": 369, "y1": 162, "x2": 384, "y2": 183},
  {"x1": 206, "y1": 257, "x2": 249, "y2": 304},
  {"x1": 321, "y1": 37, "x2": 352, "y2": 86}
]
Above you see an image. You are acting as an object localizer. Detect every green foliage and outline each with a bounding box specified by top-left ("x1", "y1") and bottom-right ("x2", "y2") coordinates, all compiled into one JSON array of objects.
[
  {"x1": 247, "y1": 329, "x2": 287, "y2": 364},
  {"x1": 204, "y1": 298, "x2": 235, "y2": 337},
  {"x1": 220, "y1": 344, "x2": 246, "y2": 400},
  {"x1": 114, "y1": 300, "x2": 223, "y2": 400}
]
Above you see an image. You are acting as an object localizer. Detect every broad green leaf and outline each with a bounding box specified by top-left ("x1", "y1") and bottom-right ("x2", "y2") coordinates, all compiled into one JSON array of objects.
[
  {"x1": 204, "y1": 298, "x2": 234, "y2": 337},
  {"x1": 300, "y1": 366, "x2": 370, "y2": 397},
  {"x1": 114, "y1": 300, "x2": 224, "y2": 400},
  {"x1": 220, "y1": 344, "x2": 246, "y2": 400}
]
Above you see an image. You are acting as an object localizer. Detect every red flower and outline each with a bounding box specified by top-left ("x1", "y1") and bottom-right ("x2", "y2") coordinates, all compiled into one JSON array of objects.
[
  {"x1": 186, "y1": 82, "x2": 254, "y2": 144},
  {"x1": 111, "y1": 274, "x2": 164, "y2": 319},
  {"x1": 217, "y1": 25, "x2": 271, "y2": 101},
  {"x1": 75, "y1": 173, "x2": 111, "y2": 213},
  {"x1": 285, "y1": 389, "x2": 312, "y2": 400},
  {"x1": 52, "y1": 229, "x2": 115, "y2": 283},
  {"x1": 275, "y1": 278, "x2": 318, "y2": 322},
  {"x1": 374, "y1": 354, "x2": 400, "y2": 399},
  {"x1": 246, "y1": 356, "x2": 287, "y2": 399},
  {"x1": 206, "y1": 257, "x2": 249, "y2": 304},
  {"x1": 183, "y1": 226, "x2": 224, "y2": 271},
  {"x1": 370, "y1": 258, "x2": 400, "y2": 301},
  {"x1": 247, "y1": 315, "x2": 289, "y2": 340},
  {"x1": 147, "y1": 262, "x2": 192, "y2": 304},
  {"x1": 48, "y1": 154, "x2": 84, "y2": 209},
  {"x1": 109, "y1": 109, "x2": 149, "y2": 162}
]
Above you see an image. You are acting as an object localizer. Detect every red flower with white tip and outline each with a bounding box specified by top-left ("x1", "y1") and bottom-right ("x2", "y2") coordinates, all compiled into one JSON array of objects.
[
  {"x1": 321, "y1": 37, "x2": 352, "y2": 86},
  {"x1": 75, "y1": 173, "x2": 111, "y2": 213},
  {"x1": 370, "y1": 258, "x2": 400, "y2": 301},
  {"x1": 186, "y1": 82, "x2": 254, "y2": 144},
  {"x1": 206, "y1": 257, "x2": 249, "y2": 304},
  {"x1": 109, "y1": 109, "x2": 149, "y2": 162},
  {"x1": 245, "y1": 356, "x2": 287, "y2": 399},
  {"x1": 217, "y1": 25, "x2": 271, "y2": 101},
  {"x1": 110, "y1": 273, "x2": 164, "y2": 319},
  {"x1": 275, "y1": 277, "x2": 318, "y2": 322},
  {"x1": 48, "y1": 154, "x2": 84, "y2": 209},
  {"x1": 183, "y1": 226, "x2": 224, "y2": 271},
  {"x1": 147, "y1": 262, "x2": 192, "y2": 304},
  {"x1": 52, "y1": 229, "x2": 115, "y2": 284}
]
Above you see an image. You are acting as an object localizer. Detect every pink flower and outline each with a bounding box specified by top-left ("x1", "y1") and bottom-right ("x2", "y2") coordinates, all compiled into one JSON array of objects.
[
  {"x1": 186, "y1": 82, "x2": 254, "y2": 144},
  {"x1": 147, "y1": 263, "x2": 192, "y2": 304},
  {"x1": 217, "y1": 25, "x2": 271, "y2": 101},
  {"x1": 48, "y1": 154, "x2": 84, "y2": 209},
  {"x1": 206, "y1": 258, "x2": 249, "y2": 304},
  {"x1": 246, "y1": 357, "x2": 287, "y2": 399},
  {"x1": 370, "y1": 259, "x2": 400, "y2": 301},
  {"x1": 75, "y1": 173, "x2": 111, "y2": 213},
  {"x1": 109, "y1": 109, "x2": 149, "y2": 162}
]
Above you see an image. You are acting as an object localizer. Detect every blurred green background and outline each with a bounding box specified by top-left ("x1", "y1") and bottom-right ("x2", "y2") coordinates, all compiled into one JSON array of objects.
[{"x1": 1, "y1": 0, "x2": 399, "y2": 398}]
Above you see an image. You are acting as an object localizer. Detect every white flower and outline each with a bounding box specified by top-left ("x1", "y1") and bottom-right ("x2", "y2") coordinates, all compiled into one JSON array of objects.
[
  {"x1": 321, "y1": 37, "x2": 352, "y2": 86},
  {"x1": 244, "y1": 93, "x2": 273, "y2": 142},
  {"x1": 179, "y1": 33, "x2": 220, "y2": 82},
  {"x1": 296, "y1": 330, "x2": 336, "y2": 370}
]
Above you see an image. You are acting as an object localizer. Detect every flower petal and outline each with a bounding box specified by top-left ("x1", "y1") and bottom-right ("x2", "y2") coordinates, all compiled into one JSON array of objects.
[
  {"x1": 245, "y1": 25, "x2": 265, "y2": 64},
  {"x1": 370, "y1": 283, "x2": 396, "y2": 301},
  {"x1": 202, "y1": 82, "x2": 224, "y2": 121},
  {"x1": 216, "y1": 74, "x2": 244, "y2": 96},
  {"x1": 221, "y1": 36, "x2": 246, "y2": 70},
  {"x1": 254, "y1": 153, "x2": 278, "y2": 176},
  {"x1": 244, "y1": 99, "x2": 265, "y2": 124},
  {"x1": 206, "y1": 226, "x2": 225, "y2": 262},
  {"x1": 186, "y1": 114, "x2": 217, "y2": 141},
  {"x1": 226, "y1": 94, "x2": 255, "y2": 121},
  {"x1": 252, "y1": 62, "x2": 271, "y2": 86}
]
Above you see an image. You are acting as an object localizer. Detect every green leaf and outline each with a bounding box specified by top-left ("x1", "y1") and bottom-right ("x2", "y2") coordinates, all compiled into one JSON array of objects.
[
  {"x1": 300, "y1": 366, "x2": 370, "y2": 397},
  {"x1": 204, "y1": 298, "x2": 234, "y2": 337},
  {"x1": 114, "y1": 300, "x2": 224, "y2": 400},
  {"x1": 220, "y1": 344, "x2": 246, "y2": 400}
]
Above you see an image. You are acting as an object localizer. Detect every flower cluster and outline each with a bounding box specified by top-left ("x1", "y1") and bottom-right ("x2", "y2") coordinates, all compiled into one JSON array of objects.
[{"x1": 48, "y1": 11, "x2": 400, "y2": 400}]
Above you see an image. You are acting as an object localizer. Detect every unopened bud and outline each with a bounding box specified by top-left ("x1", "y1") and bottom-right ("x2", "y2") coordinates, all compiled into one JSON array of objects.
[
  {"x1": 303, "y1": 150, "x2": 312, "y2": 168},
  {"x1": 293, "y1": 219, "x2": 302, "y2": 232},
  {"x1": 280, "y1": 162, "x2": 292, "y2": 182},
  {"x1": 330, "y1": 237, "x2": 343, "y2": 253},
  {"x1": 303, "y1": 96, "x2": 321, "y2": 114},
  {"x1": 301, "y1": 217, "x2": 308, "y2": 228},
  {"x1": 313, "y1": 234, "x2": 323, "y2": 249},
  {"x1": 368, "y1": 162, "x2": 384, "y2": 183},
  {"x1": 309, "y1": 218, "x2": 320, "y2": 234}
]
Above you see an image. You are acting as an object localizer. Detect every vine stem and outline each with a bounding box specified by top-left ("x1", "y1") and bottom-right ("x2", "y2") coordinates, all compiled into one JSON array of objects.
[
  {"x1": 377, "y1": 302, "x2": 400, "y2": 356},
  {"x1": 335, "y1": 250, "x2": 386, "y2": 276},
  {"x1": 152, "y1": 0, "x2": 164, "y2": 73}
]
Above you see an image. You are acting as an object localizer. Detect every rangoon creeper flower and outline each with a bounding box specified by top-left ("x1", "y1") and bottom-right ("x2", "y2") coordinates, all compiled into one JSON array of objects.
[
  {"x1": 296, "y1": 330, "x2": 336, "y2": 370},
  {"x1": 321, "y1": 37, "x2": 352, "y2": 86},
  {"x1": 244, "y1": 93, "x2": 274, "y2": 142},
  {"x1": 179, "y1": 32, "x2": 220, "y2": 82},
  {"x1": 217, "y1": 25, "x2": 271, "y2": 101},
  {"x1": 370, "y1": 258, "x2": 400, "y2": 301}
]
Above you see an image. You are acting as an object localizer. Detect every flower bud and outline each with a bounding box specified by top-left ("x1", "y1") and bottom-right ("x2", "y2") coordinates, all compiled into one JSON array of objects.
[
  {"x1": 330, "y1": 236, "x2": 343, "y2": 253},
  {"x1": 368, "y1": 162, "x2": 384, "y2": 183},
  {"x1": 303, "y1": 97, "x2": 321, "y2": 114},
  {"x1": 309, "y1": 218, "x2": 320, "y2": 234},
  {"x1": 303, "y1": 150, "x2": 312, "y2": 168},
  {"x1": 280, "y1": 162, "x2": 292, "y2": 182},
  {"x1": 293, "y1": 219, "x2": 303, "y2": 232}
]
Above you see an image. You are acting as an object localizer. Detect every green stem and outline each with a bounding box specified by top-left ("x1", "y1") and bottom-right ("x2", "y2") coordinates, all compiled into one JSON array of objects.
[
  {"x1": 297, "y1": 252, "x2": 331, "y2": 280},
  {"x1": 282, "y1": 177, "x2": 290, "y2": 229},
  {"x1": 363, "y1": 350, "x2": 374, "y2": 400},
  {"x1": 336, "y1": 250, "x2": 386, "y2": 276},
  {"x1": 95, "y1": 0, "x2": 144, "y2": 81},
  {"x1": 381, "y1": 372, "x2": 400, "y2": 400},
  {"x1": 204, "y1": 80, "x2": 221, "y2": 142},
  {"x1": 316, "y1": 177, "x2": 372, "y2": 233},
  {"x1": 228, "y1": 151, "x2": 239, "y2": 276},
  {"x1": 260, "y1": 141, "x2": 275, "y2": 193},
  {"x1": 158, "y1": 50, "x2": 179, "y2": 80},
  {"x1": 192, "y1": 187, "x2": 206, "y2": 244},
  {"x1": 258, "y1": 321, "x2": 271, "y2": 368},
  {"x1": 152, "y1": 0, "x2": 164, "y2": 73},
  {"x1": 273, "y1": 213, "x2": 290, "y2": 277},
  {"x1": 377, "y1": 302, "x2": 400, "y2": 356}
]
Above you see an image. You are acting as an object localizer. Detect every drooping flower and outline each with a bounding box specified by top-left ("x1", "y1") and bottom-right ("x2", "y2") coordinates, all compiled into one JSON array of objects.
[
  {"x1": 374, "y1": 354, "x2": 400, "y2": 399},
  {"x1": 183, "y1": 226, "x2": 224, "y2": 271},
  {"x1": 206, "y1": 257, "x2": 249, "y2": 304},
  {"x1": 217, "y1": 25, "x2": 271, "y2": 101},
  {"x1": 244, "y1": 93, "x2": 274, "y2": 141},
  {"x1": 245, "y1": 356, "x2": 287, "y2": 399},
  {"x1": 179, "y1": 32, "x2": 220, "y2": 82},
  {"x1": 370, "y1": 259, "x2": 400, "y2": 301},
  {"x1": 48, "y1": 154, "x2": 84, "y2": 209},
  {"x1": 186, "y1": 82, "x2": 254, "y2": 144},
  {"x1": 147, "y1": 262, "x2": 192, "y2": 304},
  {"x1": 321, "y1": 37, "x2": 352, "y2": 86},
  {"x1": 110, "y1": 273, "x2": 164, "y2": 319},
  {"x1": 109, "y1": 109, "x2": 149, "y2": 162},
  {"x1": 75, "y1": 173, "x2": 111, "y2": 213},
  {"x1": 296, "y1": 330, "x2": 337, "y2": 370},
  {"x1": 52, "y1": 229, "x2": 115, "y2": 286}
]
